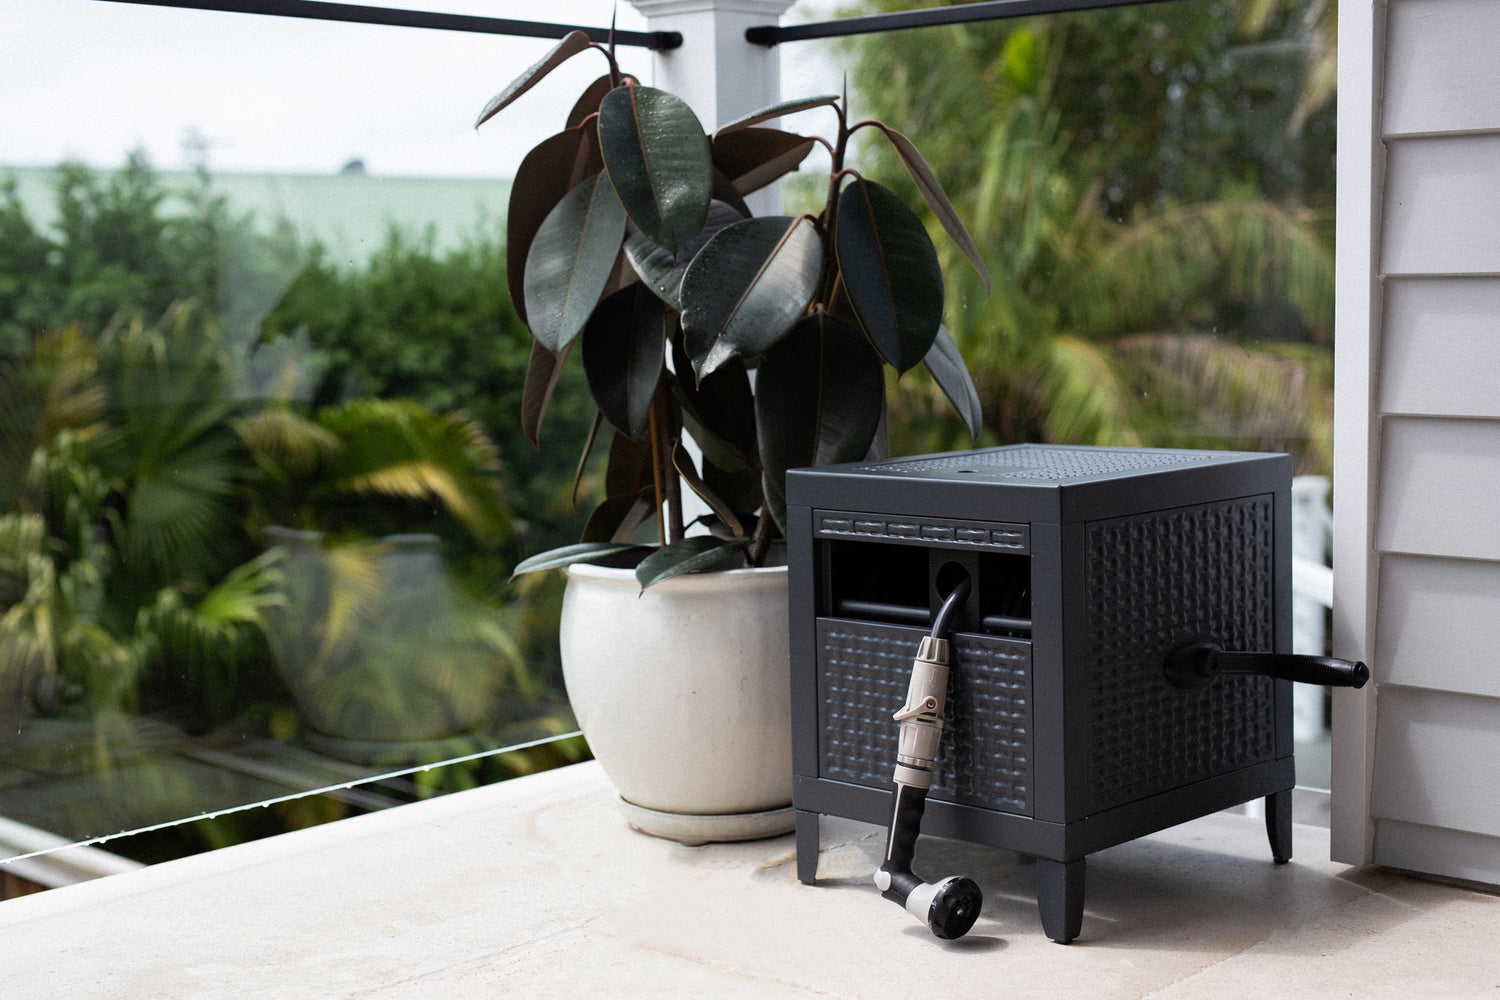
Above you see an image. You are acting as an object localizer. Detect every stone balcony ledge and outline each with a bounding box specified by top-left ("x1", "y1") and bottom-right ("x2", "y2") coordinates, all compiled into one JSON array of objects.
[{"x1": 2, "y1": 761, "x2": 1496, "y2": 998}]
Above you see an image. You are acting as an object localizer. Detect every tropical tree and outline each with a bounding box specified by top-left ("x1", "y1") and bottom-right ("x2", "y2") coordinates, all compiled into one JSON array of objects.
[
  {"x1": 1, "y1": 298, "x2": 528, "y2": 736},
  {"x1": 844, "y1": 0, "x2": 1337, "y2": 473}
]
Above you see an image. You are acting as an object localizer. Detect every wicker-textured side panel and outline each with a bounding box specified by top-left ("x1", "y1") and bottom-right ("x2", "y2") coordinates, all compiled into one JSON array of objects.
[
  {"x1": 1085, "y1": 497, "x2": 1279, "y2": 813},
  {"x1": 817, "y1": 619, "x2": 1033, "y2": 816}
]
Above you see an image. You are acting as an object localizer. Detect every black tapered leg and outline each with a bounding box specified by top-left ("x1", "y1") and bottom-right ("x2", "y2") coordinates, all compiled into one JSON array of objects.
[
  {"x1": 1266, "y1": 789, "x2": 1293, "y2": 864},
  {"x1": 1037, "y1": 857, "x2": 1086, "y2": 944},
  {"x1": 795, "y1": 809, "x2": 820, "y2": 884}
]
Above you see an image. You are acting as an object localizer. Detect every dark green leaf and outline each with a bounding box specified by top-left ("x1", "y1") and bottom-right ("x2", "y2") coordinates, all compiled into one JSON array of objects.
[
  {"x1": 754, "y1": 313, "x2": 884, "y2": 529},
  {"x1": 674, "y1": 357, "x2": 764, "y2": 525},
  {"x1": 581, "y1": 285, "x2": 667, "y2": 437},
  {"x1": 836, "y1": 178, "x2": 944, "y2": 374},
  {"x1": 761, "y1": 466, "x2": 789, "y2": 537},
  {"x1": 625, "y1": 201, "x2": 743, "y2": 310},
  {"x1": 714, "y1": 95, "x2": 840, "y2": 137},
  {"x1": 671, "y1": 338, "x2": 758, "y2": 474},
  {"x1": 512, "y1": 540, "x2": 643, "y2": 577},
  {"x1": 572, "y1": 410, "x2": 605, "y2": 510},
  {"x1": 476, "y1": 30, "x2": 596, "y2": 128},
  {"x1": 671, "y1": 441, "x2": 744, "y2": 538},
  {"x1": 604, "y1": 426, "x2": 655, "y2": 501},
  {"x1": 680, "y1": 216, "x2": 823, "y2": 380},
  {"x1": 923, "y1": 324, "x2": 983, "y2": 441},
  {"x1": 703, "y1": 455, "x2": 763, "y2": 525},
  {"x1": 711, "y1": 128, "x2": 816, "y2": 196},
  {"x1": 868, "y1": 122, "x2": 992, "y2": 294},
  {"x1": 521, "y1": 339, "x2": 572, "y2": 448},
  {"x1": 524, "y1": 172, "x2": 628, "y2": 353},
  {"x1": 566, "y1": 75, "x2": 617, "y2": 129},
  {"x1": 507, "y1": 128, "x2": 601, "y2": 326},
  {"x1": 710, "y1": 168, "x2": 754, "y2": 220},
  {"x1": 598, "y1": 86, "x2": 712, "y2": 253},
  {"x1": 634, "y1": 535, "x2": 748, "y2": 591},
  {"x1": 580, "y1": 493, "x2": 655, "y2": 544}
]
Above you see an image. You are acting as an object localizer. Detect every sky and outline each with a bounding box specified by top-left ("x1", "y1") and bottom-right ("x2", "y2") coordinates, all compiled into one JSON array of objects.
[{"x1": 4, "y1": 0, "x2": 842, "y2": 179}]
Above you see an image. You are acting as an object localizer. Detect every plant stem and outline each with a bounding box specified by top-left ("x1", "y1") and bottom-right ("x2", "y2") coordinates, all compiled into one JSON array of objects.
[
  {"x1": 746, "y1": 508, "x2": 775, "y2": 567},
  {"x1": 649, "y1": 376, "x2": 685, "y2": 543}
]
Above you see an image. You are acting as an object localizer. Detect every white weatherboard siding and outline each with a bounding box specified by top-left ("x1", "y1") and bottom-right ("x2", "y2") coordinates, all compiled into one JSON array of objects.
[
  {"x1": 1335, "y1": 0, "x2": 1500, "y2": 882},
  {"x1": 1380, "y1": 278, "x2": 1500, "y2": 418}
]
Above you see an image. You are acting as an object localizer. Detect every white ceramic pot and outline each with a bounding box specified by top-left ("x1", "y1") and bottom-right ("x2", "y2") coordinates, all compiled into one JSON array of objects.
[{"x1": 559, "y1": 561, "x2": 793, "y2": 844}]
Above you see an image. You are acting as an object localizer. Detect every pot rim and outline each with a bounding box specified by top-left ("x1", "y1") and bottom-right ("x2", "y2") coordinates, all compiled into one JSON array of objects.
[{"x1": 564, "y1": 558, "x2": 787, "y2": 591}]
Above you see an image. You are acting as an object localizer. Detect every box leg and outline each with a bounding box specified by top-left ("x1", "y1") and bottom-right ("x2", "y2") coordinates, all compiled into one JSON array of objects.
[
  {"x1": 1037, "y1": 857, "x2": 1086, "y2": 944},
  {"x1": 1266, "y1": 789, "x2": 1293, "y2": 864},
  {"x1": 795, "y1": 809, "x2": 820, "y2": 885}
]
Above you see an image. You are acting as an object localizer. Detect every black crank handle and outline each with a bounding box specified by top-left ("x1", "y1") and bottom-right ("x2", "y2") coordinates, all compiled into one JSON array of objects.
[{"x1": 1165, "y1": 642, "x2": 1370, "y2": 690}]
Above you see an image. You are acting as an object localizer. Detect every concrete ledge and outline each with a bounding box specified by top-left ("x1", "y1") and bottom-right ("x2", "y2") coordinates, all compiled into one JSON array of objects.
[{"x1": 1, "y1": 761, "x2": 1496, "y2": 998}]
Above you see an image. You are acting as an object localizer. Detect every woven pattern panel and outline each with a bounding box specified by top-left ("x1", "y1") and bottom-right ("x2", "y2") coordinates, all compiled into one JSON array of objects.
[
  {"x1": 1084, "y1": 496, "x2": 1278, "y2": 813},
  {"x1": 817, "y1": 619, "x2": 1032, "y2": 815}
]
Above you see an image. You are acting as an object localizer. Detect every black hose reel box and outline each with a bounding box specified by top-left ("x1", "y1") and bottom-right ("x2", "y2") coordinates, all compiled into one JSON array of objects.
[{"x1": 785, "y1": 444, "x2": 1331, "y2": 943}]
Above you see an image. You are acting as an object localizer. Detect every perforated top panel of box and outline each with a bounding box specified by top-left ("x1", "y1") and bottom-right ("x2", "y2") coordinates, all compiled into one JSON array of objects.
[{"x1": 786, "y1": 444, "x2": 1289, "y2": 523}]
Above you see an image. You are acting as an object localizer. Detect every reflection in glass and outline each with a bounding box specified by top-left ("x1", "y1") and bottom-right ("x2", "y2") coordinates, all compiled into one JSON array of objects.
[
  {"x1": 2, "y1": 0, "x2": 1340, "y2": 889},
  {"x1": 1, "y1": 0, "x2": 625, "y2": 879}
]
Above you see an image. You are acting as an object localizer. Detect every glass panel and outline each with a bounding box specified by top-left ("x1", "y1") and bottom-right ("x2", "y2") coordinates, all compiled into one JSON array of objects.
[
  {"x1": 833, "y1": 1, "x2": 1336, "y2": 786},
  {"x1": 2, "y1": 0, "x2": 654, "y2": 882}
]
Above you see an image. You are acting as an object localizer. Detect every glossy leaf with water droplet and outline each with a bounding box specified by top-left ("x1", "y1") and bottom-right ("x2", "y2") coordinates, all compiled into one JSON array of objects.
[
  {"x1": 625, "y1": 201, "x2": 743, "y2": 310},
  {"x1": 836, "y1": 178, "x2": 944, "y2": 374},
  {"x1": 507, "y1": 128, "x2": 601, "y2": 326},
  {"x1": 476, "y1": 30, "x2": 595, "y2": 128},
  {"x1": 581, "y1": 285, "x2": 667, "y2": 437},
  {"x1": 680, "y1": 215, "x2": 822, "y2": 380},
  {"x1": 598, "y1": 86, "x2": 712, "y2": 254},
  {"x1": 866, "y1": 122, "x2": 992, "y2": 294},
  {"x1": 523, "y1": 172, "x2": 627, "y2": 354}
]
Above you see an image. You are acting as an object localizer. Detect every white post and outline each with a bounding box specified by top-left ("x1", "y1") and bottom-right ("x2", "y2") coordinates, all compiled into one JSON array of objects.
[
  {"x1": 627, "y1": 0, "x2": 797, "y2": 220},
  {"x1": 625, "y1": 1, "x2": 796, "y2": 131}
]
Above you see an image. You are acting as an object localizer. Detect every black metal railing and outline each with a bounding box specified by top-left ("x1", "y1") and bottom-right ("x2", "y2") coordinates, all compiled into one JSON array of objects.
[
  {"x1": 747, "y1": 0, "x2": 1170, "y2": 46},
  {"x1": 91, "y1": 0, "x2": 684, "y2": 49},
  {"x1": 94, "y1": 0, "x2": 1173, "y2": 50}
]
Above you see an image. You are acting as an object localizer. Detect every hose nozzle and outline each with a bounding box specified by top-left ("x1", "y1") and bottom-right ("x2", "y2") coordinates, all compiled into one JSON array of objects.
[{"x1": 875, "y1": 576, "x2": 982, "y2": 940}]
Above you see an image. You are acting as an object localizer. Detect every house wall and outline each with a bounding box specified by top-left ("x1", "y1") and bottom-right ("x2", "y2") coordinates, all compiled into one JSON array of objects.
[{"x1": 1334, "y1": 0, "x2": 1500, "y2": 882}]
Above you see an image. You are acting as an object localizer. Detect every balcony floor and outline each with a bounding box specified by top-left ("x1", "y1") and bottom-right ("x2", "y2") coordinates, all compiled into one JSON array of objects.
[{"x1": 3, "y1": 760, "x2": 1497, "y2": 998}]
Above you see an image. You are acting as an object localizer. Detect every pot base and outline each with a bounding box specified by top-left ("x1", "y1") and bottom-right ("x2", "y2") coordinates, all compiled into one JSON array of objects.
[
  {"x1": 302, "y1": 728, "x2": 480, "y2": 767},
  {"x1": 618, "y1": 797, "x2": 794, "y2": 846}
]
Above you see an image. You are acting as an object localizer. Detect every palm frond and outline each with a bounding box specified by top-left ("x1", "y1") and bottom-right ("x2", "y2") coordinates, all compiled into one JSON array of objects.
[
  {"x1": 136, "y1": 550, "x2": 285, "y2": 723},
  {"x1": 317, "y1": 399, "x2": 514, "y2": 543},
  {"x1": 1035, "y1": 335, "x2": 1143, "y2": 447},
  {"x1": 0, "y1": 327, "x2": 108, "y2": 513},
  {"x1": 1114, "y1": 332, "x2": 1333, "y2": 473},
  {"x1": 234, "y1": 406, "x2": 340, "y2": 479},
  {"x1": 1068, "y1": 199, "x2": 1334, "y2": 342}
]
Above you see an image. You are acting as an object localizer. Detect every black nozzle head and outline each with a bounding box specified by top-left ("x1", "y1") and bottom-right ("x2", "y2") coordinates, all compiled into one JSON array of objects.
[{"x1": 928, "y1": 876, "x2": 983, "y2": 940}]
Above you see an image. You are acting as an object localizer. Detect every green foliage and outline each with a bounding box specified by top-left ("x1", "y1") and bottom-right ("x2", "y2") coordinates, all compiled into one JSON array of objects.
[
  {"x1": 0, "y1": 313, "x2": 261, "y2": 727},
  {"x1": 477, "y1": 32, "x2": 989, "y2": 586},
  {"x1": 259, "y1": 230, "x2": 597, "y2": 562},
  {"x1": 0, "y1": 159, "x2": 566, "y2": 742},
  {"x1": 843, "y1": 0, "x2": 1337, "y2": 473},
  {"x1": 0, "y1": 154, "x2": 300, "y2": 360}
]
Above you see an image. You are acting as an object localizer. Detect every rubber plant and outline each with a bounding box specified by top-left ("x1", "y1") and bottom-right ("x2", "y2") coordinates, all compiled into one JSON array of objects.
[{"x1": 485, "y1": 30, "x2": 989, "y2": 589}]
